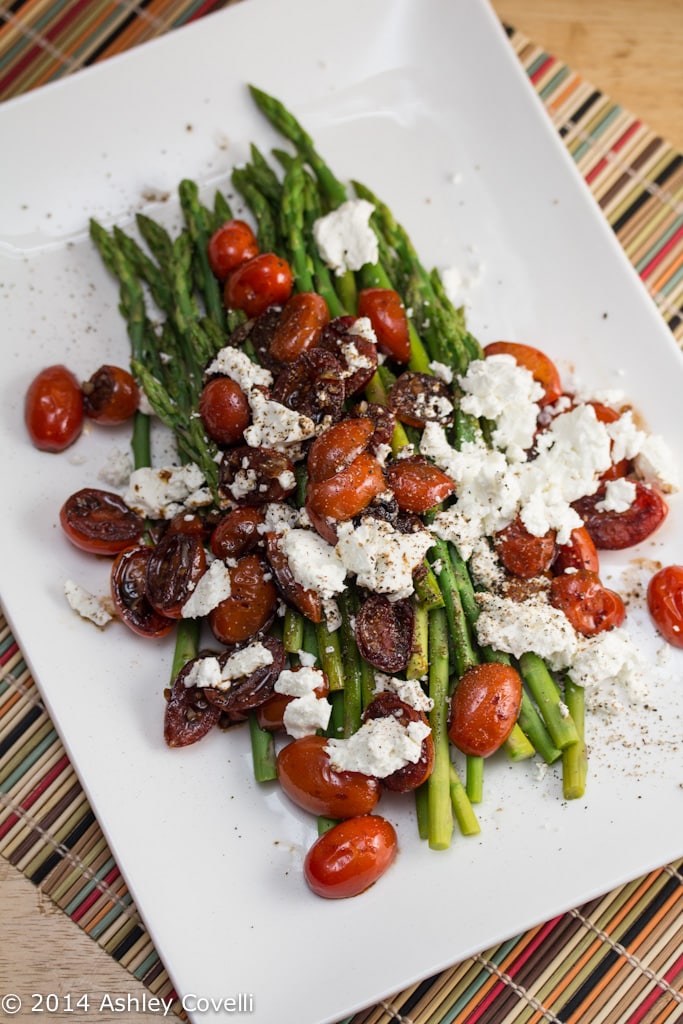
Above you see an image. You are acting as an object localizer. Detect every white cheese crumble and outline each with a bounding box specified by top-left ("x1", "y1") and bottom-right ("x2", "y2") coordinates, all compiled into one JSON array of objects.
[
  {"x1": 279, "y1": 529, "x2": 347, "y2": 600},
  {"x1": 633, "y1": 433, "x2": 680, "y2": 493},
  {"x1": 184, "y1": 641, "x2": 274, "y2": 691},
  {"x1": 474, "y1": 591, "x2": 579, "y2": 671},
  {"x1": 124, "y1": 463, "x2": 212, "y2": 519},
  {"x1": 98, "y1": 447, "x2": 132, "y2": 488},
  {"x1": 275, "y1": 666, "x2": 325, "y2": 698},
  {"x1": 429, "y1": 360, "x2": 454, "y2": 384},
  {"x1": 336, "y1": 518, "x2": 434, "y2": 599},
  {"x1": 374, "y1": 673, "x2": 434, "y2": 712},
  {"x1": 205, "y1": 346, "x2": 273, "y2": 392},
  {"x1": 458, "y1": 355, "x2": 543, "y2": 461},
  {"x1": 283, "y1": 693, "x2": 332, "y2": 739},
  {"x1": 567, "y1": 629, "x2": 648, "y2": 709},
  {"x1": 325, "y1": 716, "x2": 431, "y2": 778},
  {"x1": 595, "y1": 478, "x2": 636, "y2": 513},
  {"x1": 243, "y1": 389, "x2": 316, "y2": 454},
  {"x1": 347, "y1": 316, "x2": 378, "y2": 346},
  {"x1": 312, "y1": 198, "x2": 378, "y2": 275},
  {"x1": 181, "y1": 559, "x2": 232, "y2": 618},
  {"x1": 64, "y1": 580, "x2": 113, "y2": 628}
]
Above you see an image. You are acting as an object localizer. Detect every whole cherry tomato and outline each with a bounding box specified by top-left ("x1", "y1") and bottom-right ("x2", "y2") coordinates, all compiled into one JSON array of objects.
[
  {"x1": 82, "y1": 365, "x2": 139, "y2": 424},
  {"x1": 484, "y1": 341, "x2": 562, "y2": 406},
  {"x1": 207, "y1": 219, "x2": 259, "y2": 281},
  {"x1": 647, "y1": 565, "x2": 683, "y2": 648},
  {"x1": 25, "y1": 364, "x2": 84, "y2": 452},
  {"x1": 110, "y1": 546, "x2": 175, "y2": 639},
  {"x1": 199, "y1": 377, "x2": 251, "y2": 446},
  {"x1": 306, "y1": 417, "x2": 374, "y2": 483},
  {"x1": 552, "y1": 526, "x2": 600, "y2": 575},
  {"x1": 304, "y1": 815, "x2": 398, "y2": 899},
  {"x1": 306, "y1": 450, "x2": 386, "y2": 521},
  {"x1": 448, "y1": 663, "x2": 523, "y2": 757},
  {"x1": 60, "y1": 488, "x2": 145, "y2": 555},
  {"x1": 386, "y1": 456, "x2": 455, "y2": 514},
  {"x1": 208, "y1": 554, "x2": 277, "y2": 644},
  {"x1": 268, "y1": 292, "x2": 330, "y2": 363},
  {"x1": 224, "y1": 252, "x2": 293, "y2": 318},
  {"x1": 357, "y1": 288, "x2": 411, "y2": 364},
  {"x1": 277, "y1": 734, "x2": 380, "y2": 819},
  {"x1": 494, "y1": 516, "x2": 556, "y2": 578},
  {"x1": 550, "y1": 570, "x2": 626, "y2": 635},
  {"x1": 573, "y1": 481, "x2": 668, "y2": 550}
]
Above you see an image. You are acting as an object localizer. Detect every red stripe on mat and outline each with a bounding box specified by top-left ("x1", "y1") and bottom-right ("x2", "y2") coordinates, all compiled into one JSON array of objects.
[
  {"x1": 70, "y1": 864, "x2": 121, "y2": 922},
  {"x1": 0, "y1": 0, "x2": 93, "y2": 94},
  {"x1": 585, "y1": 120, "x2": 642, "y2": 185},
  {"x1": 640, "y1": 223, "x2": 683, "y2": 280},
  {"x1": 625, "y1": 950, "x2": 683, "y2": 1024},
  {"x1": 0, "y1": 753, "x2": 71, "y2": 842}
]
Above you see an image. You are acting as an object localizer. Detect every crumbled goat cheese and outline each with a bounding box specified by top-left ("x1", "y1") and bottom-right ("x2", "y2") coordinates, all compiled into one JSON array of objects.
[
  {"x1": 181, "y1": 559, "x2": 232, "y2": 618},
  {"x1": 347, "y1": 316, "x2": 378, "y2": 346},
  {"x1": 244, "y1": 389, "x2": 316, "y2": 453},
  {"x1": 341, "y1": 338, "x2": 374, "y2": 374},
  {"x1": 595, "y1": 478, "x2": 636, "y2": 513},
  {"x1": 633, "y1": 433, "x2": 680, "y2": 493},
  {"x1": 283, "y1": 692, "x2": 332, "y2": 739},
  {"x1": 205, "y1": 346, "x2": 273, "y2": 392},
  {"x1": 468, "y1": 538, "x2": 506, "y2": 590},
  {"x1": 98, "y1": 447, "x2": 132, "y2": 488},
  {"x1": 183, "y1": 657, "x2": 223, "y2": 690},
  {"x1": 259, "y1": 502, "x2": 301, "y2": 534},
  {"x1": 184, "y1": 641, "x2": 274, "y2": 691},
  {"x1": 474, "y1": 592, "x2": 579, "y2": 670},
  {"x1": 275, "y1": 666, "x2": 326, "y2": 698},
  {"x1": 280, "y1": 529, "x2": 347, "y2": 600},
  {"x1": 604, "y1": 409, "x2": 645, "y2": 463},
  {"x1": 429, "y1": 360, "x2": 453, "y2": 383},
  {"x1": 124, "y1": 463, "x2": 212, "y2": 519},
  {"x1": 325, "y1": 716, "x2": 431, "y2": 777},
  {"x1": 297, "y1": 650, "x2": 318, "y2": 668},
  {"x1": 567, "y1": 628, "x2": 648, "y2": 709},
  {"x1": 374, "y1": 673, "x2": 434, "y2": 712},
  {"x1": 458, "y1": 355, "x2": 543, "y2": 461},
  {"x1": 336, "y1": 518, "x2": 434, "y2": 599},
  {"x1": 226, "y1": 463, "x2": 259, "y2": 501},
  {"x1": 137, "y1": 389, "x2": 155, "y2": 417},
  {"x1": 312, "y1": 199, "x2": 378, "y2": 275},
  {"x1": 64, "y1": 580, "x2": 113, "y2": 628}
]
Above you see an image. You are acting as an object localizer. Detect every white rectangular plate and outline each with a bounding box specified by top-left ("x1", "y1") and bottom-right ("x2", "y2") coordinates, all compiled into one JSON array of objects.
[{"x1": 2, "y1": 2, "x2": 682, "y2": 1022}]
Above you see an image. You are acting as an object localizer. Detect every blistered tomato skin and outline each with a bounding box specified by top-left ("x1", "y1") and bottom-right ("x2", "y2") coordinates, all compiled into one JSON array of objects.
[
  {"x1": 357, "y1": 288, "x2": 411, "y2": 363},
  {"x1": 208, "y1": 554, "x2": 277, "y2": 645},
  {"x1": 25, "y1": 364, "x2": 84, "y2": 452},
  {"x1": 277, "y1": 735, "x2": 380, "y2": 819},
  {"x1": 573, "y1": 481, "x2": 668, "y2": 550},
  {"x1": 198, "y1": 377, "x2": 251, "y2": 446},
  {"x1": 483, "y1": 341, "x2": 562, "y2": 406},
  {"x1": 647, "y1": 565, "x2": 683, "y2": 648},
  {"x1": 268, "y1": 292, "x2": 330, "y2": 363},
  {"x1": 448, "y1": 663, "x2": 523, "y2": 757},
  {"x1": 208, "y1": 219, "x2": 259, "y2": 281},
  {"x1": 495, "y1": 516, "x2": 556, "y2": 578},
  {"x1": 386, "y1": 456, "x2": 455, "y2": 514},
  {"x1": 552, "y1": 526, "x2": 600, "y2": 575},
  {"x1": 224, "y1": 253, "x2": 293, "y2": 318},
  {"x1": 304, "y1": 815, "x2": 398, "y2": 899},
  {"x1": 60, "y1": 488, "x2": 145, "y2": 555},
  {"x1": 550, "y1": 570, "x2": 626, "y2": 636},
  {"x1": 110, "y1": 546, "x2": 175, "y2": 639},
  {"x1": 306, "y1": 451, "x2": 386, "y2": 521}
]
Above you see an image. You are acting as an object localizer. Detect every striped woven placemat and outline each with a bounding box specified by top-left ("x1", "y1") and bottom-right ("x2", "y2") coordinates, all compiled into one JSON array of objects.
[{"x1": 1, "y1": 5, "x2": 682, "y2": 1023}]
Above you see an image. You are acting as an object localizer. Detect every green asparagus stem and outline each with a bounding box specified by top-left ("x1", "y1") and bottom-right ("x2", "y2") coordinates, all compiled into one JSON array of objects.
[
  {"x1": 428, "y1": 537, "x2": 477, "y2": 679},
  {"x1": 283, "y1": 607, "x2": 305, "y2": 654},
  {"x1": 178, "y1": 178, "x2": 225, "y2": 329},
  {"x1": 562, "y1": 676, "x2": 587, "y2": 798},
  {"x1": 338, "y1": 591, "x2": 362, "y2": 737},
  {"x1": 315, "y1": 622, "x2": 345, "y2": 692},
  {"x1": 466, "y1": 755, "x2": 484, "y2": 804},
  {"x1": 427, "y1": 607, "x2": 454, "y2": 850},
  {"x1": 212, "y1": 189, "x2": 233, "y2": 228},
  {"x1": 414, "y1": 561, "x2": 445, "y2": 610},
  {"x1": 248, "y1": 713, "x2": 278, "y2": 782},
  {"x1": 449, "y1": 763, "x2": 481, "y2": 836},
  {"x1": 414, "y1": 782, "x2": 430, "y2": 840},
  {"x1": 279, "y1": 157, "x2": 315, "y2": 291},
  {"x1": 519, "y1": 652, "x2": 579, "y2": 752},
  {"x1": 406, "y1": 598, "x2": 430, "y2": 681},
  {"x1": 503, "y1": 723, "x2": 536, "y2": 762},
  {"x1": 230, "y1": 166, "x2": 281, "y2": 253}
]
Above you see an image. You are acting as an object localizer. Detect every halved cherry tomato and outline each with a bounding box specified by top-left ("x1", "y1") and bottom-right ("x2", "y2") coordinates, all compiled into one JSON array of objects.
[
  {"x1": 210, "y1": 507, "x2": 264, "y2": 560},
  {"x1": 265, "y1": 532, "x2": 322, "y2": 623},
  {"x1": 145, "y1": 533, "x2": 207, "y2": 619},
  {"x1": 304, "y1": 815, "x2": 397, "y2": 899},
  {"x1": 198, "y1": 377, "x2": 251, "y2": 446},
  {"x1": 207, "y1": 219, "x2": 259, "y2": 281},
  {"x1": 647, "y1": 565, "x2": 683, "y2": 648},
  {"x1": 386, "y1": 456, "x2": 455, "y2": 514},
  {"x1": 277, "y1": 735, "x2": 380, "y2": 819},
  {"x1": 208, "y1": 554, "x2": 277, "y2": 645},
  {"x1": 357, "y1": 288, "x2": 411, "y2": 363},
  {"x1": 588, "y1": 402, "x2": 631, "y2": 481},
  {"x1": 355, "y1": 595, "x2": 414, "y2": 673},
  {"x1": 448, "y1": 663, "x2": 523, "y2": 757},
  {"x1": 573, "y1": 481, "x2": 668, "y2": 550},
  {"x1": 110, "y1": 545, "x2": 175, "y2": 639},
  {"x1": 306, "y1": 417, "x2": 374, "y2": 483},
  {"x1": 484, "y1": 341, "x2": 562, "y2": 406},
  {"x1": 552, "y1": 526, "x2": 600, "y2": 575},
  {"x1": 164, "y1": 660, "x2": 221, "y2": 747},
  {"x1": 82, "y1": 365, "x2": 139, "y2": 424},
  {"x1": 363, "y1": 693, "x2": 434, "y2": 792},
  {"x1": 306, "y1": 450, "x2": 386, "y2": 521},
  {"x1": 549, "y1": 570, "x2": 626, "y2": 635},
  {"x1": 494, "y1": 516, "x2": 556, "y2": 578},
  {"x1": 203, "y1": 636, "x2": 286, "y2": 722},
  {"x1": 224, "y1": 252, "x2": 293, "y2": 318},
  {"x1": 60, "y1": 488, "x2": 145, "y2": 555},
  {"x1": 25, "y1": 364, "x2": 84, "y2": 452},
  {"x1": 389, "y1": 372, "x2": 453, "y2": 429},
  {"x1": 268, "y1": 292, "x2": 330, "y2": 363}
]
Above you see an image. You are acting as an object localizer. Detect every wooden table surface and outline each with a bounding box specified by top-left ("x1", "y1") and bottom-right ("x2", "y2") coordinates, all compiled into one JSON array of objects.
[{"x1": 1, "y1": 2, "x2": 681, "y2": 1021}]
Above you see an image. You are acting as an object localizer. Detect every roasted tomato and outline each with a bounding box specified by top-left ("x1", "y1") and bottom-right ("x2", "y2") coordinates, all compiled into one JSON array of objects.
[
  {"x1": 25, "y1": 364, "x2": 84, "y2": 452},
  {"x1": 573, "y1": 481, "x2": 668, "y2": 550},
  {"x1": 304, "y1": 815, "x2": 398, "y2": 899},
  {"x1": 256, "y1": 666, "x2": 329, "y2": 732},
  {"x1": 210, "y1": 507, "x2": 264, "y2": 560},
  {"x1": 355, "y1": 595, "x2": 414, "y2": 673},
  {"x1": 268, "y1": 292, "x2": 330, "y2": 363},
  {"x1": 386, "y1": 456, "x2": 455, "y2": 514},
  {"x1": 448, "y1": 663, "x2": 523, "y2": 757},
  {"x1": 265, "y1": 532, "x2": 322, "y2": 623},
  {"x1": 647, "y1": 565, "x2": 683, "y2": 648},
  {"x1": 198, "y1": 377, "x2": 251, "y2": 446},
  {"x1": 164, "y1": 659, "x2": 222, "y2": 747},
  {"x1": 550, "y1": 570, "x2": 626, "y2": 635},
  {"x1": 357, "y1": 288, "x2": 411, "y2": 363},
  {"x1": 271, "y1": 348, "x2": 346, "y2": 425},
  {"x1": 363, "y1": 692, "x2": 434, "y2": 792},
  {"x1": 306, "y1": 417, "x2": 374, "y2": 483},
  {"x1": 483, "y1": 341, "x2": 562, "y2": 406},
  {"x1": 224, "y1": 252, "x2": 293, "y2": 318},
  {"x1": 277, "y1": 735, "x2": 380, "y2": 819},
  {"x1": 306, "y1": 450, "x2": 386, "y2": 521},
  {"x1": 208, "y1": 554, "x2": 277, "y2": 645},
  {"x1": 552, "y1": 526, "x2": 600, "y2": 575},
  {"x1": 389, "y1": 372, "x2": 453, "y2": 429},
  {"x1": 145, "y1": 532, "x2": 207, "y2": 619},
  {"x1": 82, "y1": 365, "x2": 139, "y2": 424},
  {"x1": 208, "y1": 219, "x2": 259, "y2": 281},
  {"x1": 319, "y1": 316, "x2": 379, "y2": 396},
  {"x1": 110, "y1": 545, "x2": 175, "y2": 639},
  {"x1": 588, "y1": 402, "x2": 632, "y2": 481},
  {"x1": 203, "y1": 635, "x2": 286, "y2": 721},
  {"x1": 219, "y1": 446, "x2": 296, "y2": 506},
  {"x1": 60, "y1": 488, "x2": 145, "y2": 556},
  {"x1": 494, "y1": 516, "x2": 556, "y2": 578}
]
